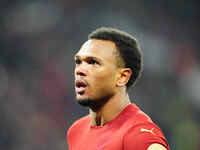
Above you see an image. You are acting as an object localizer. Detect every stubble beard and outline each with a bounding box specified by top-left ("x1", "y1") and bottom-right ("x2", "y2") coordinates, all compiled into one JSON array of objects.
[{"x1": 77, "y1": 93, "x2": 113, "y2": 112}]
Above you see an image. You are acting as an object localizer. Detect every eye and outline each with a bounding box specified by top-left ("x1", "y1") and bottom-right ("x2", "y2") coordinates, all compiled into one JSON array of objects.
[
  {"x1": 88, "y1": 58, "x2": 99, "y2": 65},
  {"x1": 75, "y1": 59, "x2": 81, "y2": 65}
]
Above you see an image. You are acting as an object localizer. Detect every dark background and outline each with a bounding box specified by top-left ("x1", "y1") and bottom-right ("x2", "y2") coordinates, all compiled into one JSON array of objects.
[{"x1": 0, "y1": 0, "x2": 199, "y2": 150}]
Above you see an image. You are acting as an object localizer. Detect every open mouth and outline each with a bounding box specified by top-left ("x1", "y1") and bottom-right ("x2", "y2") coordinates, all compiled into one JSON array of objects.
[
  {"x1": 75, "y1": 80, "x2": 87, "y2": 94},
  {"x1": 76, "y1": 81, "x2": 87, "y2": 88}
]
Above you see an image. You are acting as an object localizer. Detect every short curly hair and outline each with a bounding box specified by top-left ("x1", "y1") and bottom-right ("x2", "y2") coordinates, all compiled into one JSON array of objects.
[{"x1": 88, "y1": 27, "x2": 143, "y2": 89}]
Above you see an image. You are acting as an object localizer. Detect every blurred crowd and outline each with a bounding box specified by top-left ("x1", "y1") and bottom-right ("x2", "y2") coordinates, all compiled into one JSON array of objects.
[{"x1": 0, "y1": 0, "x2": 199, "y2": 150}]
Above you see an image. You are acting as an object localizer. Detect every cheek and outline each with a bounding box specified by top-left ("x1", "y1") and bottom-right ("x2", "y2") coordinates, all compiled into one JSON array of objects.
[
  {"x1": 91, "y1": 71, "x2": 116, "y2": 90},
  {"x1": 87, "y1": 70, "x2": 117, "y2": 99},
  {"x1": 96, "y1": 66, "x2": 116, "y2": 78}
]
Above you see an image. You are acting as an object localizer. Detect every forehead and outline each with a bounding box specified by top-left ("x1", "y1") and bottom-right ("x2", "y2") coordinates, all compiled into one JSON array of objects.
[{"x1": 75, "y1": 39, "x2": 118, "y2": 61}]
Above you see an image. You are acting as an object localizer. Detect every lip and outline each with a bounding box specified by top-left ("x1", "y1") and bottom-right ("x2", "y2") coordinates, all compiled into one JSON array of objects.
[
  {"x1": 75, "y1": 79, "x2": 88, "y2": 94},
  {"x1": 75, "y1": 86, "x2": 86, "y2": 94}
]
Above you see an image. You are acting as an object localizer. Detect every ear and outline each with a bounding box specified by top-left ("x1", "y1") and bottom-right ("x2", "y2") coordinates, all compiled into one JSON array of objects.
[{"x1": 116, "y1": 68, "x2": 132, "y2": 87}]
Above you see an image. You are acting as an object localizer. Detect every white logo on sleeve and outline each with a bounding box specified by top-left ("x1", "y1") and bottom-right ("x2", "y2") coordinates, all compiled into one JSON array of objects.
[{"x1": 140, "y1": 128, "x2": 155, "y2": 135}]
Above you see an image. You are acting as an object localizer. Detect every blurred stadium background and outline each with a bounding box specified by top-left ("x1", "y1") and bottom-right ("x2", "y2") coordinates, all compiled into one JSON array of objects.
[{"x1": 0, "y1": 0, "x2": 199, "y2": 150}]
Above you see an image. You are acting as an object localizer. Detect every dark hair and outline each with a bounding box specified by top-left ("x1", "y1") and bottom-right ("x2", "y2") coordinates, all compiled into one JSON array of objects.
[{"x1": 88, "y1": 27, "x2": 143, "y2": 89}]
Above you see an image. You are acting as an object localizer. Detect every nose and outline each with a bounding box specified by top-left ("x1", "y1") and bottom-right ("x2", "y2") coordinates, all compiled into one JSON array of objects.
[
  {"x1": 75, "y1": 66, "x2": 87, "y2": 76},
  {"x1": 76, "y1": 70, "x2": 87, "y2": 76}
]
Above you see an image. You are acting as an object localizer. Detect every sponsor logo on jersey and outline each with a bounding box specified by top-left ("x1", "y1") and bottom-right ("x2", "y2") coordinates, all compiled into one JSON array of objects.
[{"x1": 140, "y1": 128, "x2": 155, "y2": 135}]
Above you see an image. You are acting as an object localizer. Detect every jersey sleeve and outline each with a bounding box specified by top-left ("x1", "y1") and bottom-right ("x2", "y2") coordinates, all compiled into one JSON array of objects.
[{"x1": 123, "y1": 123, "x2": 170, "y2": 150}]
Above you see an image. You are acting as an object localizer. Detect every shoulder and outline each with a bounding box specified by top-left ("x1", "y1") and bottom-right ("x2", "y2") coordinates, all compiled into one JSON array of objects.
[
  {"x1": 121, "y1": 104, "x2": 170, "y2": 150},
  {"x1": 123, "y1": 122, "x2": 170, "y2": 150},
  {"x1": 122, "y1": 104, "x2": 154, "y2": 130},
  {"x1": 67, "y1": 115, "x2": 90, "y2": 138},
  {"x1": 67, "y1": 115, "x2": 90, "y2": 149}
]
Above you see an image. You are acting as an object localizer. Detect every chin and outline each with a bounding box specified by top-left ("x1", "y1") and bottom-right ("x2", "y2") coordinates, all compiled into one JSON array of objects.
[
  {"x1": 76, "y1": 94, "x2": 89, "y2": 101},
  {"x1": 76, "y1": 96, "x2": 94, "y2": 107},
  {"x1": 76, "y1": 94, "x2": 113, "y2": 111},
  {"x1": 77, "y1": 99, "x2": 92, "y2": 107}
]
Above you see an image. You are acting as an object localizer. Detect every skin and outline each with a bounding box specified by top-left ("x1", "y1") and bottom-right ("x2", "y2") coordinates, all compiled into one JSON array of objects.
[
  {"x1": 147, "y1": 143, "x2": 167, "y2": 150},
  {"x1": 74, "y1": 39, "x2": 131, "y2": 125},
  {"x1": 74, "y1": 39, "x2": 166, "y2": 150}
]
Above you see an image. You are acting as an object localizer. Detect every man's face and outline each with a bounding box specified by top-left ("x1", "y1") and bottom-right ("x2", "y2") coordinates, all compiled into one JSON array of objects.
[{"x1": 74, "y1": 39, "x2": 120, "y2": 107}]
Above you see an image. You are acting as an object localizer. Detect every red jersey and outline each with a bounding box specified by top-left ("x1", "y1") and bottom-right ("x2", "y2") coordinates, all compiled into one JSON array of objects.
[{"x1": 67, "y1": 104, "x2": 170, "y2": 150}]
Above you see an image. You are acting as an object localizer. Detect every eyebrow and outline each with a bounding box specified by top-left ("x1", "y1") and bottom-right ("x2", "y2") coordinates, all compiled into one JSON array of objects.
[{"x1": 74, "y1": 55, "x2": 101, "y2": 62}]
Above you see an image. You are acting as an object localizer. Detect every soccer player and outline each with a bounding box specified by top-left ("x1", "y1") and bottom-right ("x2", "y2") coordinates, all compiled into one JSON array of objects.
[{"x1": 67, "y1": 27, "x2": 170, "y2": 150}]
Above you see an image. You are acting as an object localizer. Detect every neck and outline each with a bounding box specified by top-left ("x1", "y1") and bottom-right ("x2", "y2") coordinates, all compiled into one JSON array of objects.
[{"x1": 89, "y1": 88, "x2": 131, "y2": 126}]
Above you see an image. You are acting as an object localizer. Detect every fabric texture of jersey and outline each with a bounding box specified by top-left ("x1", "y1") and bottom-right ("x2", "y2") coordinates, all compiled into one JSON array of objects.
[{"x1": 67, "y1": 104, "x2": 170, "y2": 150}]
